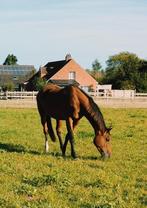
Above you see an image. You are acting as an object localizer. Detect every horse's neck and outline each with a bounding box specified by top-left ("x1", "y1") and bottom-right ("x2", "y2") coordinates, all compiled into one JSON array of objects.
[
  {"x1": 77, "y1": 87, "x2": 106, "y2": 134},
  {"x1": 84, "y1": 110, "x2": 106, "y2": 134}
]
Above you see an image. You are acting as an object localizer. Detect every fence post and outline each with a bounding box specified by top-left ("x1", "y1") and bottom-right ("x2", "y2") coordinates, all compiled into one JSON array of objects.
[
  {"x1": 32, "y1": 91, "x2": 35, "y2": 100},
  {"x1": 5, "y1": 91, "x2": 8, "y2": 100}
]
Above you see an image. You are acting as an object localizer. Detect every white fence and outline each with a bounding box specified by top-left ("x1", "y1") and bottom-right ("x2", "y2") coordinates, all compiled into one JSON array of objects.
[
  {"x1": 89, "y1": 90, "x2": 147, "y2": 99},
  {"x1": 90, "y1": 90, "x2": 135, "y2": 98},
  {"x1": 0, "y1": 90, "x2": 147, "y2": 108},
  {"x1": 135, "y1": 93, "x2": 147, "y2": 98},
  {"x1": 0, "y1": 90, "x2": 147, "y2": 100},
  {"x1": 0, "y1": 91, "x2": 38, "y2": 100}
]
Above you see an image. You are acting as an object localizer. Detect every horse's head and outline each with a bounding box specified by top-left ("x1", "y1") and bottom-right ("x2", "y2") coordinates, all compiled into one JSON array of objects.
[{"x1": 94, "y1": 127, "x2": 112, "y2": 158}]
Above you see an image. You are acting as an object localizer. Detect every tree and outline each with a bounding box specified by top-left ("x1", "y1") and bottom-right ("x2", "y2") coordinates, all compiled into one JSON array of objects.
[
  {"x1": 0, "y1": 74, "x2": 15, "y2": 91},
  {"x1": 2, "y1": 82, "x2": 15, "y2": 91},
  {"x1": 102, "y1": 52, "x2": 147, "y2": 92},
  {"x1": 92, "y1": 59, "x2": 102, "y2": 72},
  {"x1": 87, "y1": 59, "x2": 104, "y2": 82},
  {"x1": 33, "y1": 77, "x2": 47, "y2": 91},
  {"x1": 3, "y1": 54, "x2": 18, "y2": 65}
]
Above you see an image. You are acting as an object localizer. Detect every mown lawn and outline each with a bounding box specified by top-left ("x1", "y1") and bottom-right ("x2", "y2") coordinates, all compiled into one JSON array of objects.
[{"x1": 0, "y1": 108, "x2": 146, "y2": 208}]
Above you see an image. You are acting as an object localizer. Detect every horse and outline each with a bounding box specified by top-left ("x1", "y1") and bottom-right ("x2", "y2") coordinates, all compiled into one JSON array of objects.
[{"x1": 36, "y1": 83, "x2": 112, "y2": 158}]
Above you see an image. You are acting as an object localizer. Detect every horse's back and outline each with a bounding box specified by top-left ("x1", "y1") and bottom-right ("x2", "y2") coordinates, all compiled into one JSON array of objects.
[
  {"x1": 37, "y1": 84, "x2": 76, "y2": 119},
  {"x1": 37, "y1": 84, "x2": 91, "y2": 120},
  {"x1": 42, "y1": 84, "x2": 61, "y2": 93}
]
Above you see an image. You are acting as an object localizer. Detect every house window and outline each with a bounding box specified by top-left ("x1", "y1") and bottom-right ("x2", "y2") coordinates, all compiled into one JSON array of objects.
[
  {"x1": 81, "y1": 86, "x2": 89, "y2": 92},
  {"x1": 69, "y1": 71, "x2": 76, "y2": 80},
  {"x1": 13, "y1": 76, "x2": 18, "y2": 81}
]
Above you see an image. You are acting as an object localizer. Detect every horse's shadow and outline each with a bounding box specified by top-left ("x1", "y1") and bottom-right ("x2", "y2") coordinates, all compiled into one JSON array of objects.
[
  {"x1": 0, "y1": 142, "x2": 104, "y2": 161},
  {"x1": 49, "y1": 152, "x2": 101, "y2": 161},
  {"x1": 0, "y1": 142, "x2": 40, "y2": 155},
  {"x1": 80, "y1": 155, "x2": 98, "y2": 160}
]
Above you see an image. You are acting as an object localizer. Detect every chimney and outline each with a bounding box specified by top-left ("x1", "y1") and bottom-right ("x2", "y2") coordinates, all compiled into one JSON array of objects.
[
  {"x1": 65, "y1": 53, "x2": 72, "y2": 61},
  {"x1": 39, "y1": 66, "x2": 47, "y2": 78}
]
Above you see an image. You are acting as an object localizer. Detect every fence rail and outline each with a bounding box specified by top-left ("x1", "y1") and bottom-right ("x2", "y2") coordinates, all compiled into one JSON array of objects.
[
  {"x1": 0, "y1": 91, "x2": 38, "y2": 100},
  {"x1": 135, "y1": 93, "x2": 147, "y2": 97},
  {"x1": 89, "y1": 91, "x2": 147, "y2": 99},
  {"x1": 0, "y1": 91, "x2": 147, "y2": 100},
  {"x1": 0, "y1": 91, "x2": 147, "y2": 108}
]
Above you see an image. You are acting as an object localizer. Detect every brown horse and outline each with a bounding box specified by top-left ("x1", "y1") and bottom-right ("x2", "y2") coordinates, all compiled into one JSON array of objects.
[{"x1": 36, "y1": 83, "x2": 112, "y2": 158}]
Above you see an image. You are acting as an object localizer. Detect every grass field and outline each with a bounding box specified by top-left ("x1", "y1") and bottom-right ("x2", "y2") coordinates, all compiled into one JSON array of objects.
[{"x1": 0, "y1": 108, "x2": 146, "y2": 208}]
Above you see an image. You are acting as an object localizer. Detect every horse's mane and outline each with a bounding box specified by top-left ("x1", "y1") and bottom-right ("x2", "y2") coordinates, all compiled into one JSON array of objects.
[{"x1": 76, "y1": 86, "x2": 106, "y2": 132}]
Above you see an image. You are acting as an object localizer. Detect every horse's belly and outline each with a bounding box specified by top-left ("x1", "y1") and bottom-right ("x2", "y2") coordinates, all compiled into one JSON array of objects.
[
  {"x1": 50, "y1": 112, "x2": 68, "y2": 120},
  {"x1": 46, "y1": 106, "x2": 70, "y2": 120}
]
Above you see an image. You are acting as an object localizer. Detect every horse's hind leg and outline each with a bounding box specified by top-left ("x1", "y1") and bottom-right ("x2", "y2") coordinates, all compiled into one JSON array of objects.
[
  {"x1": 56, "y1": 120, "x2": 63, "y2": 152},
  {"x1": 40, "y1": 115, "x2": 52, "y2": 153},
  {"x1": 42, "y1": 119, "x2": 49, "y2": 153},
  {"x1": 37, "y1": 103, "x2": 49, "y2": 153}
]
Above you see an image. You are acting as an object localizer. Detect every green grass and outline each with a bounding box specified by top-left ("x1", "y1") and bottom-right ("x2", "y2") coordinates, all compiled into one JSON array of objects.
[{"x1": 0, "y1": 108, "x2": 146, "y2": 208}]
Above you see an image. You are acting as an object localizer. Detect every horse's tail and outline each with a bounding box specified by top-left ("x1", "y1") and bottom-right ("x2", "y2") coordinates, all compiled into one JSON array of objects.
[{"x1": 46, "y1": 117, "x2": 56, "y2": 142}]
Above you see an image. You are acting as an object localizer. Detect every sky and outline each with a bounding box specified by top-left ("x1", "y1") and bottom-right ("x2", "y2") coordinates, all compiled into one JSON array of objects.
[{"x1": 0, "y1": 0, "x2": 147, "y2": 70}]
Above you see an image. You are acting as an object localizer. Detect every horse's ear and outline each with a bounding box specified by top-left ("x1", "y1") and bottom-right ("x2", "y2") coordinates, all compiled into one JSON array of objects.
[
  {"x1": 99, "y1": 130, "x2": 103, "y2": 136},
  {"x1": 107, "y1": 126, "x2": 112, "y2": 133}
]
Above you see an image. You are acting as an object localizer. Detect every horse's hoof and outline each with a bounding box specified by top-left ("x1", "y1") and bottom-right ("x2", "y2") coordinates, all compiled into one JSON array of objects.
[
  {"x1": 62, "y1": 153, "x2": 66, "y2": 158},
  {"x1": 73, "y1": 157, "x2": 78, "y2": 161},
  {"x1": 72, "y1": 154, "x2": 78, "y2": 159}
]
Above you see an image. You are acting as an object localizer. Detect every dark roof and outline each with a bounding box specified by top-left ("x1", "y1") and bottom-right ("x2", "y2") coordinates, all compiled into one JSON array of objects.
[
  {"x1": 0, "y1": 65, "x2": 35, "y2": 76},
  {"x1": 44, "y1": 59, "x2": 71, "y2": 80},
  {"x1": 23, "y1": 71, "x2": 40, "y2": 91},
  {"x1": 48, "y1": 79, "x2": 79, "y2": 87}
]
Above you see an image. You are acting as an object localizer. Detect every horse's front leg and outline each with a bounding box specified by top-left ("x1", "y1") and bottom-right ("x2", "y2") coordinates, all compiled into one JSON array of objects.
[
  {"x1": 62, "y1": 133, "x2": 69, "y2": 157},
  {"x1": 63, "y1": 118, "x2": 80, "y2": 157},
  {"x1": 56, "y1": 120, "x2": 63, "y2": 152},
  {"x1": 66, "y1": 117, "x2": 77, "y2": 158}
]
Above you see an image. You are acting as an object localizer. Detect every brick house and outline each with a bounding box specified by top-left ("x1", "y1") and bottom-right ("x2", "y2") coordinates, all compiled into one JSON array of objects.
[{"x1": 25, "y1": 54, "x2": 97, "y2": 92}]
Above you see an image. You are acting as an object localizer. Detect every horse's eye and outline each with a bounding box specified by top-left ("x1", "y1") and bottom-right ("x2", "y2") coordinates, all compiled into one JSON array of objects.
[{"x1": 106, "y1": 135, "x2": 110, "y2": 142}]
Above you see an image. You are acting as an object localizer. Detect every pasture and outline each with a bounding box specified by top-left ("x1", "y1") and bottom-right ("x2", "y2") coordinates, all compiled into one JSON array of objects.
[{"x1": 0, "y1": 108, "x2": 146, "y2": 208}]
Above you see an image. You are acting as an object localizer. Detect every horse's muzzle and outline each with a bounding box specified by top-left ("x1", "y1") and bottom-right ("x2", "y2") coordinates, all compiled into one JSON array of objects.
[{"x1": 101, "y1": 151, "x2": 111, "y2": 158}]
